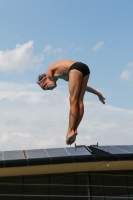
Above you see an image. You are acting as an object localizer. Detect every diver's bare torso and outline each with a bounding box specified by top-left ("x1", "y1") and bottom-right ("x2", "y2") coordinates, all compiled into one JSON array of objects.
[{"x1": 46, "y1": 60, "x2": 76, "y2": 81}]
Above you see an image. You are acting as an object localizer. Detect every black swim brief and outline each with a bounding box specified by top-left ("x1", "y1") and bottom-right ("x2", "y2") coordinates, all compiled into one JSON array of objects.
[{"x1": 69, "y1": 62, "x2": 90, "y2": 77}]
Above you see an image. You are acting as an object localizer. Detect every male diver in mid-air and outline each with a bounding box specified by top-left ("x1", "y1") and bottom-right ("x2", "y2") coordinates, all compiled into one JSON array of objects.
[{"x1": 37, "y1": 60, "x2": 105, "y2": 145}]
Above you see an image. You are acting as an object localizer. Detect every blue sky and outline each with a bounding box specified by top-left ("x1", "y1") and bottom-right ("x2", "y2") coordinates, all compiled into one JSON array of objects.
[{"x1": 0, "y1": 0, "x2": 133, "y2": 150}]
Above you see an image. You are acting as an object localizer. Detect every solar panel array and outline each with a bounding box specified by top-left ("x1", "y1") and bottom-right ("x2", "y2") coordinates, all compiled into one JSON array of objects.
[
  {"x1": 114, "y1": 145, "x2": 133, "y2": 153},
  {"x1": 3, "y1": 150, "x2": 25, "y2": 160},
  {"x1": 0, "y1": 145, "x2": 133, "y2": 168},
  {"x1": 26, "y1": 149, "x2": 48, "y2": 159},
  {"x1": 0, "y1": 146, "x2": 91, "y2": 161},
  {"x1": 97, "y1": 145, "x2": 133, "y2": 154},
  {"x1": 25, "y1": 146, "x2": 91, "y2": 159}
]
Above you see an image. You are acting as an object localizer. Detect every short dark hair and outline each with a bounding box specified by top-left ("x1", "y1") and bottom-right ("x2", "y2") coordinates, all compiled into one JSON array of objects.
[{"x1": 37, "y1": 73, "x2": 46, "y2": 84}]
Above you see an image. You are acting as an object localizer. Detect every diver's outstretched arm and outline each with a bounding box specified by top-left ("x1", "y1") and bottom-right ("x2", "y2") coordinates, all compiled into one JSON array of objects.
[{"x1": 86, "y1": 86, "x2": 106, "y2": 104}]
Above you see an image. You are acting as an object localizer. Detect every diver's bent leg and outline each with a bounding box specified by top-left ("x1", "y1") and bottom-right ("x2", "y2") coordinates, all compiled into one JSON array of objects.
[
  {"x1": 68, "y1": 97, "x2": 79, "y2": 132},
  {"x1": 67, "y1": 69, "x2": 83, "y2": 132},
  {"x1": 74, "y1": 100, "x2": 84, "y2": 131},
  {"x1": 74, "y1": 74, "x2": 90, "y2": 131},
  {"x1": 66, "y1": 69, "x2": 83, "y2": 144}
]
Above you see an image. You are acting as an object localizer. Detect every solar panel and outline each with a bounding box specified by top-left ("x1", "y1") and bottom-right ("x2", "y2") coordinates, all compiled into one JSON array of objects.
[
  {"x1": 3, "y1": 150, "x2": 25, "y2": 160},
  {"x1": 66, "y1": 146, "x2": 91, "y2": 156},
  {"x1": 98, "y1": 146, "x2": 131, "y2": 154},
  {"x1": 46, "y1": 148, "x2": 69, "y2": 157},
  {"x1": 113, "y1": 145, "x2": 133, "y2": 153},
  {"x1": 25, "y1": 149, "x2": 48, "y2": 159}
]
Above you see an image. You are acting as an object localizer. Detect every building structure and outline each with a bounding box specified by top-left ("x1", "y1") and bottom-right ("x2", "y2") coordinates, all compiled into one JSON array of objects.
[{"x1": 0, "y1": 144, "x2": 133, "y2": 199}]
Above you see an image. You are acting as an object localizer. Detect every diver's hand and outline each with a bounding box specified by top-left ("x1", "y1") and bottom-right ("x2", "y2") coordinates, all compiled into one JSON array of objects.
[{"x1": 98, "y1": 93, "x2": 106, "y2": 104}]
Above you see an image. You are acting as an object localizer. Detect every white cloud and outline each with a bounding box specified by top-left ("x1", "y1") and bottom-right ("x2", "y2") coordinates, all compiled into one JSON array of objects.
[
  {"x1": 51, "y1": 47, "x2": 62, "y2": 54},
  {"x1": 64, "y1": 45, "x2": 73, "y2": 52},
  {"x1": 0, "y1": 132, "x2": 30, "y2": 143},
  {"x1": 120, "y1": 61, "x2": 133, "y2": 81},
  {"x1": 0, "y1": 41, "x2": 44, "y2": 72},
  {"x1": 43, "y1": 44, "x2": 84, "y2": 56},
  {"x1": 0, "y1": 82, "x2": 44, "y2": 103},
  {"x1": 120, "y1": 70, "x2": 133, "y2": 81},
  {"x1": 128, "y1": 61, "x2": 133, "y2": 67},
  {"x1": 43, "y1": 45, "x2": 52, "y2": 52},
  {"x1": 73, "y1": 47, "x2": 83, "y2": 53},
  {"x1": 93, "y1": 41, "x2": 105, "y2": 51},
  {"x1": 0, "y1": 81, "x2": 133, "y2": 151},
  {"x1": 0, "y1": 132, "x2": 32, "y2": 150},
  {"x1": 0, "y1": 42, "x2": 65, "y2": 74},
  {"x1": 43, "y1": 45, "x2": 62, "y2": 55}
]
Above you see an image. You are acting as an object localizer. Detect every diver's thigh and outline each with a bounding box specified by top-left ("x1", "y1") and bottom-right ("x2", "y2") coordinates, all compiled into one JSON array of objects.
[
  {"x1": 78, "y1": 74, "x2": 90, "y2": 101},
  {"x1": 68, "y1": 69, "x2": 83, "y2": 98}
]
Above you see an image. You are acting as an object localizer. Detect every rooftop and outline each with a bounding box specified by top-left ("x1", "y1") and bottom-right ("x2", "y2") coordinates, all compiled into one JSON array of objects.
[{"x1": 0, "y1": 144, "x2": 133, "y2": 177}]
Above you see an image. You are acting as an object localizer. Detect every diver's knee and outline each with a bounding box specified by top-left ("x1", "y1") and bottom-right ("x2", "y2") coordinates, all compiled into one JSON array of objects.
[{"x1": 69, "y1": 96, "x2": 78, "y2": 105}]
